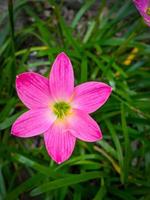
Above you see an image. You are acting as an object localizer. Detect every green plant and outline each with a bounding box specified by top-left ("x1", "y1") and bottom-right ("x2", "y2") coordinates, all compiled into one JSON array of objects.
[{"x1": 0, "y1": 0, "x2": 150, "y2": 199}]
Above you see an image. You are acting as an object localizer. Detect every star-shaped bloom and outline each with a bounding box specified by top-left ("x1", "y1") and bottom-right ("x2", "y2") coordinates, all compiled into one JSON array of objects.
[
  {"x1": 11, "y1": 52, "x2": 112, "y2": 164},
  {"x1": 133, "y1": 0, "x2": 150, "y2": 26}
]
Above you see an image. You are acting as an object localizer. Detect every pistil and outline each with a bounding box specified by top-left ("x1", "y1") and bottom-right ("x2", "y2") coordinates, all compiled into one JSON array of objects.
[
  {"x1": 53, "y1": 101, "x2": 71, "y2": 119},
  {"x1": 146, "y1": 7, "x2": 150, "y2": 15}
]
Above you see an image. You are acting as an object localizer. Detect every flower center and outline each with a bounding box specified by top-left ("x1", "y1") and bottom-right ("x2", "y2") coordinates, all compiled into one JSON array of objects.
[
  {"x1": 146, "y1": 7, "x2": 150, "y2": 15},
  {"x1": 53, "y1": 101, "x2": 71, "y2": 119}
]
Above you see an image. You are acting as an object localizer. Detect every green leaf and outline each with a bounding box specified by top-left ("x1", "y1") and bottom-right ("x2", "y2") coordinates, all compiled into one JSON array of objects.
[
  {"x1": 71, "y1": 0, "x2": 95, "y2": 28},
  {"x1": 0, "y1": 112, "x2": 23, "y2": 131},
  {"x1": 105, "y1": 120, "x2": 124, "y2": 182},
  {"x1": 121, "y1": 103, "x2": 130, "y2": 183},
  {"x1": 31, "y1": 171, "x2": 104, "y2": 196},
  {"x1": 93, "y1": 185, "x2": 106, "y2": 200},
  {"x1": 5, "y1": 174, "x2": 45, "y2": 200},
  {"x1": 0, "y1": 167, "x2": 6, "y2": 199},
  {"x1": 80, "y1": 56, "x2": 88, "y2": 82}
]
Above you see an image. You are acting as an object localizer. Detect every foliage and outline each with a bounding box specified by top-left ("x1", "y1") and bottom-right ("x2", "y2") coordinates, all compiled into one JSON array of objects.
[{"x1": 0, "y1": 0, "x2": 150, "y2": 199}]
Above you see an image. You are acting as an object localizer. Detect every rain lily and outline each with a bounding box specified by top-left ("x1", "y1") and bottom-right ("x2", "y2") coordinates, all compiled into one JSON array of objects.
[
  {"x1": 11, "y1": 52, "x2": 112, "y2": 164},
  {"x1": 133, "y1": 0, "x2": 150, "y2": 26}
]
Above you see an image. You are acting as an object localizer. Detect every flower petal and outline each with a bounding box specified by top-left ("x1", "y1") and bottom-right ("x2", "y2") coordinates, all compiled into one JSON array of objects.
[
  {"x1": 11, "y1": 109, "x2": 56, "y2": 137},
  {"x1": 133, "y1": 0, "x2": 148, "y2": 10},
  {"x1": 16, "y1": 72, "x2": 52, "y2": 109},
  {"x1": 133, "y1": 0, "x2": 150, "y2": 26},
  {"x1": 144, "y1": 17, "x2": 150, "y2": 26},
  {"x1": 44, "y1": 123, "x2": 76, "y2": 164},
  {"x1": 49, "y1": 52, "x2": 74, "y2": 101},
  {"x1": 67, "y1": 109, "x2": 102, "y2": 142},
  {"x1": 72, "y1": 82, "x2": 112, "y2": 113}
]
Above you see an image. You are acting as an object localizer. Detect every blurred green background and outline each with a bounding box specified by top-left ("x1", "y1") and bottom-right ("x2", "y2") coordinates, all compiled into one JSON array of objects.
[{"x1": 0, "y1": 0, "x2": 150, "y2": 199}]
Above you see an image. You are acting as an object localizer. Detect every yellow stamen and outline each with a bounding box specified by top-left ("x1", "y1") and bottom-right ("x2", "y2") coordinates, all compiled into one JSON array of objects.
[
  {"x1": 123, "y1": 48, "x2": 139, "y2": 66},
  {"x1": 53, "y1": 101, "x2": 71, "y2": 120},
  {"x1": 146, "y1": 7, "x2": 150, "y2": 16}
]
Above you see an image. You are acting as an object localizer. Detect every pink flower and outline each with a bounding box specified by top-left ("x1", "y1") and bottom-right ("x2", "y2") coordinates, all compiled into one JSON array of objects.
[
  {"x1": 133, "y1": 0, "x2": 150, "y2": 26},
  {"x1": 11, "y1": 52, "x2": 112, "y2": 164}
]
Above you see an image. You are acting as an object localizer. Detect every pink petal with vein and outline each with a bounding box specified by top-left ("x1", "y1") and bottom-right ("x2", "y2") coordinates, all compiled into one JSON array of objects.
[
  {"x1": 44, "y1": 123, "x2": 76, "y2": 164},
  {"x1": 11, "y1": 109, "x2": 56, "y2": 137},
  {"x1": 72, "y1": 82, "x2": 112, "y2": 113},
  {"x1": 68, "y1": 109, "x2": 102, "y2": 142},
  {"x1": 49, "y1": 52, "x2": 74, "y2": 101},
  {"x1": 133, "y1": 0, "x2": 150, "y2": 26},
  {"x1": 133, "y1": 0, "x2": 148, "y2": 10},
  {"x1": 16, "y1": 72, "x2": 52, "y2": 109}
]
